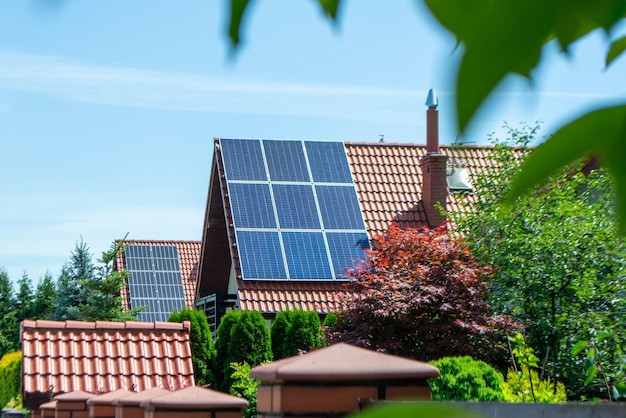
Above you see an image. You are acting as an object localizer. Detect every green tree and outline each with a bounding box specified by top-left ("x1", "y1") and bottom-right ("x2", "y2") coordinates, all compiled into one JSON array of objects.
[
  {"x1": 283, "y1": 310, "x2": 324, "y2": 358},
  {"x1": 79, "y1": 241, "x2": 140, "y2": 322},
  {"x1": 215, "y1": 310, "x2": 271, "y2": 392},
  {"x1": 270, "y1": 310, "x2": 292, "y2": 361},
  {"x1": 428, "y1": 356, "x2": 504, "y2": 402},
  {"x1": 52, "y1": 239, "x2": 95, "y2": 320},
  {"x1": 271, "y1": 310, "x2": 325, "y2": 360},
  {"x1": 0, "y1": 269, "x2": 19, "y2": 358},
  {"x1": 15, "y1": 272, "x2": 34, "y2": 321},
  {"x1": 32, "y1": 273, "x2": 57, "y2": 320},
  {"x1": 452, "y1": 126, "x2": 626, "y2": 399},
  {"x1": 169, "y1": 307, "x2": 216, "y2": 387}
]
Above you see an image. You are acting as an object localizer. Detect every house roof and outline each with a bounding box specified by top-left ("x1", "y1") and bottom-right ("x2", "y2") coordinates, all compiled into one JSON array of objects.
[
  {"x1": 21, "y1": 319, "x2": 195, "y2": 410},
  {"x1": 196, "y1": 139, "x2": 513, "y2": 316},
  {"x1": 237, "y1": 280, "x2": 343, "y2": 313},
  {"x1": 347, "y1": 142, "x2": 501, "y2": 235},
  {"x1": 115, "y1": 240, "x2": 201, "y2": 311}
]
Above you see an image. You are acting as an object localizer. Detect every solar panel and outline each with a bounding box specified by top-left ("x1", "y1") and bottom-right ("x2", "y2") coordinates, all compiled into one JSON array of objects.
[
  {"x1": 236, "y1": 231, "x2": 287, "y2": 279},
  {"x1": 282, "y1": 232, "x2": 333, "y2": 279},
  {"x1": 316, "y1": 185, "x2": 367, "y2": 230},
  {"x1": 264, "y1": 140, "x2": 310, "y2": 182},
  {"x1": 273, "y1": 184, "x2": 320, "y2": 229},
  {"x1": 229, "y1": 183, "x2": 276, "y2": 228},
  {"x1": 305, "y1": 141, "x2": 353, "y2": 183},
  {"x1": 125, "y1": 244, "x2": 187, "y2": 322},
  {"x1": 221, "y1": 139, "x2": 267, "y2": 181},
  {"x1": 326, "y1": 232, "x2": 370, "y2": 278},
  {"x1": 220, "y1": 138, "x2": 370, "y2": 281}
]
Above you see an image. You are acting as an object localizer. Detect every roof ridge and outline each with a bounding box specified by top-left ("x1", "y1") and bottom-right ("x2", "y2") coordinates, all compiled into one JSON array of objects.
[
  {"x1": 21, "y1": 320, "x2": 189, "y2": 331},
  {"x1": 115, "y1": 239, "x2": 201, "y2": 244}
]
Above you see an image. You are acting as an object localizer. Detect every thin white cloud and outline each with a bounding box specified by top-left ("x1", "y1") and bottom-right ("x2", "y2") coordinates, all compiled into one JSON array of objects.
[{"x1": 0, "y1": 50, "x2": 425, "y2": 123}]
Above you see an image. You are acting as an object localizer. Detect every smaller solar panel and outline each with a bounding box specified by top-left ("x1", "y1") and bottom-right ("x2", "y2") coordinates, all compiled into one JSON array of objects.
[
  {"x1": 264, "y1": 140, "x2": 310, "y2": 182},
  {"x1": 326, "y1": 232, "x2": 370, "y2": 279},
  {"x1": 229, "y1": 183, "x2": 276, "y2": 229},
  {"x1": 125, "y1": 244, "x2": 186, "y2": 322},
  {"x1": 237, "y1": 231, "x2": 287, "y2": 279},
  {"x1": 305, "y1": 141, "x2": 353, "y2": 183},
  {"x1": 221, "y1": 139, "x2": 267, "y2": 181}
]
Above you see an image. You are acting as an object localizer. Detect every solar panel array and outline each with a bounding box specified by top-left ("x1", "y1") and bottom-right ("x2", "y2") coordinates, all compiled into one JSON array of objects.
[
  {"x1": 125, "y1": 244, "x2": 187, "y2": 322},
  {"x1": 221, "y1": 138, "x2": 370, "y2": 280}
]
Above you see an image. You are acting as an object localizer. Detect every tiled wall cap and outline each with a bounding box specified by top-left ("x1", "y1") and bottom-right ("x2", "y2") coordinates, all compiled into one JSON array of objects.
[
  {"x1": 114, "y1": 388, "x2": 172, "y2": 406},
  {"x1": 86, "y1": 389, "x2": 133, "y2": 405},
  {"x1": 250, "y1": 343, "x2": 440, "y2": 383},
  {"x1": 54, "y1": 390, "x2": 97, "y2": 402},
  {"x1": 142, "y1": 386, "x2": 248, "y2": 410},
  {"x1": 39, "y1": 401, "x2": 57, "y2": 410}
]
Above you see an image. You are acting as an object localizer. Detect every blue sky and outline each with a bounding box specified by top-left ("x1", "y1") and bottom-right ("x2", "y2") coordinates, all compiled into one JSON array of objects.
[{"x1": 1, "y1": 0, "x2": 625, "y2": 284}]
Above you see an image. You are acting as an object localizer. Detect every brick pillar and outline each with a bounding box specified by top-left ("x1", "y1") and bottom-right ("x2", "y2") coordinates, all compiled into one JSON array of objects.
[{"x1": 420, "y1": 154, "x2": 448, "y2": 228}]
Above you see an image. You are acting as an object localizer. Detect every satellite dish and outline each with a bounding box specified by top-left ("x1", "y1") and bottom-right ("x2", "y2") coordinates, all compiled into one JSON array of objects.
[{"x1": 446, "y1": 167, "x2": 473, "y2": 193}]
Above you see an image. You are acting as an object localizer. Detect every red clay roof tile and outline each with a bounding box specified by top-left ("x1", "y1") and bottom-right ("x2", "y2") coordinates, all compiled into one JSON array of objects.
[{"x1": 21, "y1": 320, "x2": 194, "y2": 410}]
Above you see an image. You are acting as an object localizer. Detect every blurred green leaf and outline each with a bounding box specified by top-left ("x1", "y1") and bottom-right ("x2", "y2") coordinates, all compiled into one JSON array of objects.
[
  {"x1": 584, "y1": 364, "x2": 599, "y2": 385},
  {"x1": 597, "y1": 332, "x2": 613, "y2": 343},
  {"x1": 423, "y1": 0, "x2": 626, "y2": 133},
  {"x1": 572, "y1": 340, "x2": 588, "y2": 356},
  {"x1": 587, "y1": 347, "x2": 596, "y2": 360},
  {"x1": 607, "y1": 35, "x2": 626, "y2": 67},
  {"x1": 316, "y1": 0, "x2": 341, "y2": 19},
  {"x1": 348, "y1": 403, "x2": 486, "y2": 418},
  {"x1": 227, "y1": 0, "x2": 252, "y2": 48},
  {"x1": 504, "y1": 104, "x2": 626, "y2": 233}
]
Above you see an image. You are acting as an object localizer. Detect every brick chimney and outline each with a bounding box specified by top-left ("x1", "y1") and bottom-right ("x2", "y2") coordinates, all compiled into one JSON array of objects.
[{"x1": 420, "y1": 89, "x2": 448, "y2": 228}]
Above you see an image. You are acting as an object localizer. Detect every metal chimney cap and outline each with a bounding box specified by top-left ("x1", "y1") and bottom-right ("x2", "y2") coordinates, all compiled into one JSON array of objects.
[{"x1": 425, "y1": 88, "x2": 438, "y2": 108}]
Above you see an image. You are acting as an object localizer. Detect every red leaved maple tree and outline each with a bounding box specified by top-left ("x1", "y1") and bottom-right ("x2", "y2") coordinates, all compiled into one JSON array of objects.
[{"x1": 326, "y1": 224, "x2": 517, "y2": 362}]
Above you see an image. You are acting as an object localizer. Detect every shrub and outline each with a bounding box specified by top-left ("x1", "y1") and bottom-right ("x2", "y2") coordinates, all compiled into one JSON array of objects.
[
  {"x1": 322, "y1": 312, "x2": 337, "y2": 327},
  {"x1": 169, "y1": 307, "x2": 215, "y2": 387},
  {"x1": 502, "y1": 333, "x2": 567, "y2": 402},
  {"x1": 215, "y1": 310, "x2": 271, "y2": 392},
  {"x1": 272, "y1": 310, "x2": 325, "y2": 360},
  {"x1": 0, "y1": 351, "x2": 22, "y2": 408},
  {"x1": 229, "y1": 362, "x2": 260, "y2": 418},
  {"x1": 502, "y1": 368, "x2": 567, "y2": 403},
  {"x1": 429, "y1": 356, "x2": 505, "y2": 401},
  {"x1": 271, "y1": 311, "x2": 292, "y2": 360}
]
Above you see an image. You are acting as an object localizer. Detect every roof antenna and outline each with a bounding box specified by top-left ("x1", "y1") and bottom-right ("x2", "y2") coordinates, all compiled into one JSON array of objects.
[{"x1": 379, "y1": 134, "x2": 385, "y2": 143}]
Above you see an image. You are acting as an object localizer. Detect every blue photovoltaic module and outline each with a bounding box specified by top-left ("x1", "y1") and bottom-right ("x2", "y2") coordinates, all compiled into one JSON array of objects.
[
  {"x1": 125, "y1": 244, "x2": 186, "y2": 322},
  {"x1": 220, "y1": 138, "x2": 370, "y2": 280}
]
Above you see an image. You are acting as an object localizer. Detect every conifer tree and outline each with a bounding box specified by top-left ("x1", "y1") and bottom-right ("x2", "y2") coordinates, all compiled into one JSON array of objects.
[
  {"x1": 32, "y1": 273, "x2": 57, "y2": 320},
  {"x1": 169, "y1": 308, "x2": 216, "y2": 387},
  {"x1": 15, "y1": 272, "x2": 34, "y2": 321},
  {"x1": 52, "y1": 239, "x2": 94, "y2": 320},
  {"x1": 0, "y1": 269, "x2": 18, "y2": 358}
]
